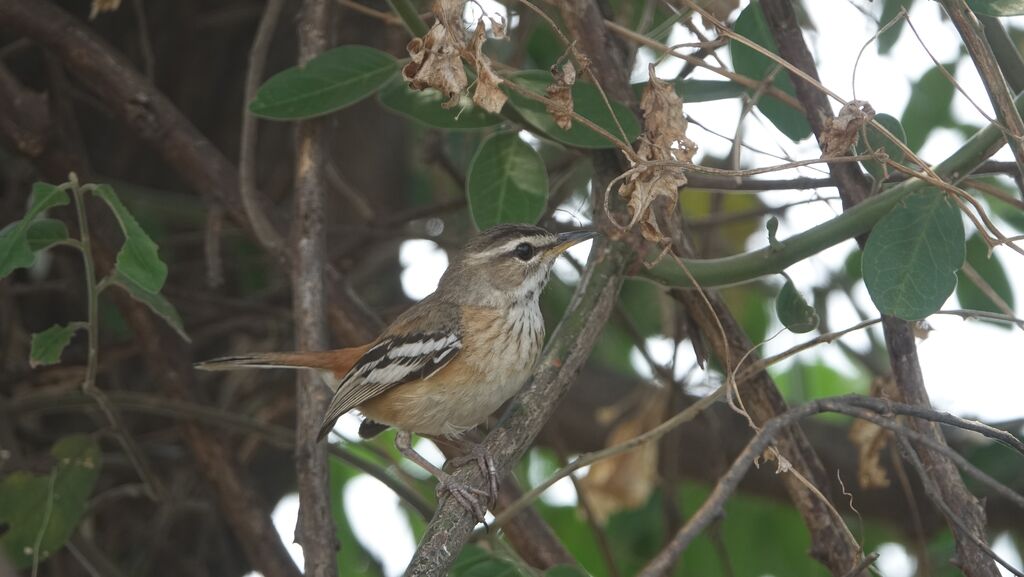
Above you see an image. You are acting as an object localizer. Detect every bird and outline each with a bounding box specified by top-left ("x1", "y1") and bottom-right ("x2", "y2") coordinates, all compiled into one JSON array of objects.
[{"x1": 195, "y1": 223, "x2": 596, "y2": 520}]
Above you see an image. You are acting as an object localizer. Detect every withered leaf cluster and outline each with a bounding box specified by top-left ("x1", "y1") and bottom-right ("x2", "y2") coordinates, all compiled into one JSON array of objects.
[
  {"x1": 618, "y1": 65, "x2": 698, "y2": 242},
  {"x1": 821, "y1": 100, "x2": 875, "y2": 159},
  {"x1": 402, "y1": 0, "x2": 507, "y2": 114},
  {"x1": 545, "y1": 62, "x2": 577, "y2": 130}
]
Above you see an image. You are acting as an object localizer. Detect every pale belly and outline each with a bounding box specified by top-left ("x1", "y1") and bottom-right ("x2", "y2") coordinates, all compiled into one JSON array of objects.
[{"x1": 359, "y1": 304, "x2": 544, "y2": 436}]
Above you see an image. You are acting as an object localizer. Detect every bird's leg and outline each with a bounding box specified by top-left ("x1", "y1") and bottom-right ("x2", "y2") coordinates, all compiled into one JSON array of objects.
[{"x1": 394, "y1": 431, "x2": 489, "y2": 522}]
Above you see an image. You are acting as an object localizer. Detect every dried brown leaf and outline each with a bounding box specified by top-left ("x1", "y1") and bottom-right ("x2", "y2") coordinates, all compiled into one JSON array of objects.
[
  {"x1": 432, "y1": 0, "x2": 465, "y2": 31},
  {"x1": 579, "y1": 389, "x2": 669, "y2": 524},
  {"x1": 821, "y1": 100, "x2": 875, "y2": 159},
  {"x1": 90, "y1": 0, "x2": 122, "y2": 19},
  {"x1": 545, "y1": 62, "x2": 576, "y2": 131},
  {"x1": 403, "y1": 23, "x2": 468, "y2": 109},
  {"x1": 467, "y1": 22, "x2": 507, "y2": 114},
  {"x1": 848, "y1": 377, "x2": 898, "y2": 489},
  {"x1": 617, "y1": 65, "x2": 696, "y2": 242}
]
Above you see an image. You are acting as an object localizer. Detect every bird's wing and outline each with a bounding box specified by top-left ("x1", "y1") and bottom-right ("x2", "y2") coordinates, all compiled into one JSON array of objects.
[{"x1": 317, "y1": 299, "x2": 462, "y2": 439}]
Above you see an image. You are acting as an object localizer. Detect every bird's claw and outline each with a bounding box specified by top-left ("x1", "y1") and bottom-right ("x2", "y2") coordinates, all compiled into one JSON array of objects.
[
  {"x1": 448, "y1": 447, "x2": 499, "y2": 507},
  {"x1": 436, "y1": 474, "x2": 490, "y2": 523}
]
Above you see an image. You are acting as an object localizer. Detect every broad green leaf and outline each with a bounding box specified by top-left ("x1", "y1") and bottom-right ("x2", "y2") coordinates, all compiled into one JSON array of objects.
[
  {"x1": 859, "y1": 113, "x2": 907, "y2": 182},
  {"x1": 0, "y1": 183, "x2": 69, "y2": 277},
  {"x1": 466, "y1": 132, "x2": 548, "y2": 229},
  {"x1": 968, "y1": 0, "x2": 1024, "y2": 16},
  {"x1": 631, "y1": 79, "x2": 746, "y2": 103},
  {"x1": 506, "y1": 70, "x2": 641, "y2": 149},
  {"x1": 27, "y1": 219, "x2": 69, "y2": 252},
  {"x1": 30, "y1": 323, "x2": 84, "y2": 368},
  {"x1": 956, "y1": 234, "x2": 1015, "y2": 320},
  {"x1": 902, "y1": 64, "x2": 956, "y2": 151},
  {"x1": 450, "y1": 545, "x2": 525, "y2": 577},
  {"x1": 94, "y1": 185, "x2": 167, "y2": 294},
  {"x1": 878, "y1": 0, "x2": 915, "y2": 54},
  {"x1": 250, "y1": 46, "x2": 399, "y2": 120},
  {"x1": 109, "y1": 271, "x2": 189, "y2": 341},
  {"x1": 863, "y1": 189, "x2": 965, "y2": 320},
  {"x1": 731, "y1": 2, "x2": 812, "y2": 142},
  {"x1": 0, "y1": 435, "x2": 102, "y2": 570},
  {"x1": 378, "y1": 77, "x2": 503, "y2": 129},
  {"x1": 775, "y1": 277, "x2": 819, "y2": 333}
]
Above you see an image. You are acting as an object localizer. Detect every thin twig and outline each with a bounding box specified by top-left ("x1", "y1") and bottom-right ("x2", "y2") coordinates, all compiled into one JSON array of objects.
[
  {"x1": 939, "y1": 0, "x2": 1024, "y2": 200},
  {"x1": 895, "y1": 435, "x2": 1023, "y2": 577},
  {"x1": 239, "y1": 0, "x2": 288, "y2": 253}
]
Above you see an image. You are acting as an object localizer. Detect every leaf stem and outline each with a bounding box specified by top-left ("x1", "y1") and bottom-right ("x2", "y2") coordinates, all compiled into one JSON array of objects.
[{"x1": 70, "y1": 174, "x2": 164, "y2": 501}]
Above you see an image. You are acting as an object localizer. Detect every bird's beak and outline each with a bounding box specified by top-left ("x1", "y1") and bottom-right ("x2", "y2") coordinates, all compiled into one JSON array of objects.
[{"x1": 547, "y1": 230, "x2": 598, "y2": 256}]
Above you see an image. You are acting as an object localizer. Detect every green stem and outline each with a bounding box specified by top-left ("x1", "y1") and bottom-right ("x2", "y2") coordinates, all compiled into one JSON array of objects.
[
  {"x1": 385, "y1": 0, "x2": 428, "y2": 36},
  {"x1": 71, "y1": 176, "x2": 100, "y2": 393},
  {"x1": 70, "y1": 175, "x2": 163, "y2": 501},
  {"x1": 644, "y1": 90, "x2": 1023, "y2": 288}
]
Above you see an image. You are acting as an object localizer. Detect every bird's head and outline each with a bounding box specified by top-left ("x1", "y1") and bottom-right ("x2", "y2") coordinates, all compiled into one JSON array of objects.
[{"x1": 439, "y1": 224, "x2": 596, "y2": 307}]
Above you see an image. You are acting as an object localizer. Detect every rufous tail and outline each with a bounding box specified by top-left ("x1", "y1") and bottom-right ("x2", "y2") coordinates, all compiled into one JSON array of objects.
[{"x1": 194, "y1": 346, "x2": 370, "y2": 379}]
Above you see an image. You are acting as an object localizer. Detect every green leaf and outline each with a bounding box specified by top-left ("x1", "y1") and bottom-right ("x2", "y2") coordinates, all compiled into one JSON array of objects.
[
  {"x1": 863, "y1": 189, "x2": 965, "y2": 320},
  {"x1": 631, "y1": 79, "x2": 746, "y2": 103},
  {"x1": 250, "y1": 46, "x2": 399, "y2": 120},
  {"x1": 466, "y1": 132, "x2": 548, "y2": 230},
  {"x1": 109, "y1": 271, "x2": 189, "y2": 341},
  {"x1": 956, "y1": 234, "x2": 1015, "y2": 319},
  {"x1": 545, "y1": 566, "x2": 591, "y2": 577},
  {"x1": 860, "y1": 113, "x2": 907, "y2": 182},
  {"x1": 902, "y1": 64, "x2": 956, "y2": 151},
  {"x1": 450, "y1": 545, "x2": 526, "y2": 577},
  {"x1": 378, "y1": 77, "x2": 503, "y2": 129},
  {"x1": 26, "y1": 219, "x2": 70, "y2": 252},
  {"x1": 968, "y1": 0, "x2": 1024, "y2": 16},
  {"x1": 0, "y1": 221, "x2": 35, "y2": 278},
  {"x1": 0, "y1": 435, "x2": 102, "y2": 570},
  {"x1": 775, "y1": 277, "x2": 819, "y2": 333},
  {"x1": 93, "y1": 185, "x2": 168, "y2": 294},
  {"x1": 0, "y1": 183, "x2": 69, "y2": 278},
  {"x1": 878, "y1": 0, "x2": 915, "y2": 54},
  {"x1": 730, "y1": 1, "x2": 812, "y2": 142},
  {"x1": 30, "y1": 323, "x2": 84, "y2": 368},
  {"x1": 28, "y1": 182, "x2": 71, "y2": 215},
  {"x1": 506, "y1": 70, "x2": 641, "y2": 149}
]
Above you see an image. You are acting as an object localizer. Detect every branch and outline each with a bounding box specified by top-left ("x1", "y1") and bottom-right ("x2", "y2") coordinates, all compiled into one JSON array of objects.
[
  {"x1": 291, "y1": 0, "x2": 338, "y2": 574},
  {"x1": 405, "y1": 1, "x2": 638, "y2": 572},
  {"x1": 4, "y1": 388, "x2": 435, "y2": 519},
  {"x1": 940, "y1": 0, "x2": 1024, "y2": 200},
  {"x1": 636, "y1": 395, "x2": 1024, "y2": 577},
  {"x1": 756, "y1": 4, "x2": 1001, "y2": 574},
  {"x1": 0, "y1": 0, "x2": 381, "y2": 345},
  {"x1": 882, "y1": 318, "x2": 1000, "y2": 577},
  {"x1": 642, "y1": 25, "x2": 1024, "y2": 290}
]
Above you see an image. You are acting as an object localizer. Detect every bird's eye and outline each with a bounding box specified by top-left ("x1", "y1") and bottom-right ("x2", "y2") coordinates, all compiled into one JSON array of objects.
[{"x1": 513, "y1": 242, "x2": 535, "y2": 261}]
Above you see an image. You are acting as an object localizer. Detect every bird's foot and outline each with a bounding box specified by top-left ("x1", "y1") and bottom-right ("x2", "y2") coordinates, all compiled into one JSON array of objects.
[
  {"x1": 435, "y1": 472, "x2": 490, "y2": 523},
  {"x1": 447, "y1": 445, "x2": 499, "y2": 507}
]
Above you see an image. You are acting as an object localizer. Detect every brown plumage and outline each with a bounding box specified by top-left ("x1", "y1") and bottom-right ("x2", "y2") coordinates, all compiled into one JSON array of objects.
[{"x1": 195, "y1": 225, "x2": 595, "y2": 519}]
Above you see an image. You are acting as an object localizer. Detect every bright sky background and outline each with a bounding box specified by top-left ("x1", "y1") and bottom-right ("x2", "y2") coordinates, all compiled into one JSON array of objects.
[{"x1": 258, "y1": 2, "x2": 1024, "y2": 576}]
